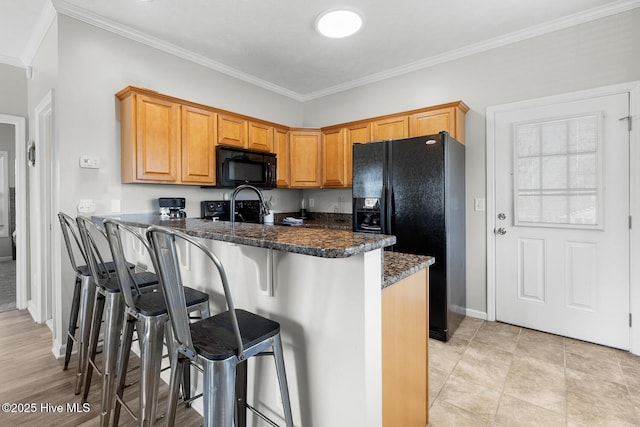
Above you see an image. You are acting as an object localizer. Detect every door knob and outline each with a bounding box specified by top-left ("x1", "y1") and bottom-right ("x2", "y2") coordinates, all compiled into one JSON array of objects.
[
  {"x1": 495, "y1": 227, "x2": 507, "y2": 235},
  {"x1": 498, "y1": 213, "x2": 506, "y2": 220}
]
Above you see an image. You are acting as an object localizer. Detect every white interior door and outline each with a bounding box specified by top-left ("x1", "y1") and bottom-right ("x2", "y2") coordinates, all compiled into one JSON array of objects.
[{"x1": 494, "y1": 92, "x2": 630, "y2": 350}]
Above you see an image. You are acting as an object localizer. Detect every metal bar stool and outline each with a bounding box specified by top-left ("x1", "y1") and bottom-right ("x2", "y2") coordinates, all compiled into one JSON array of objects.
[
  {"x1": 147, "y1": 225, "x2": 294, "y2": 427},
  {"x1": 58, "y1": 212, "x2": 134, "y2": 394},
  {"x1": 104, "y1": 219, "x2": 210, "y2": 427},
  {"x1": 76, "y1": 216, "x2": 159, "y2": 427}
]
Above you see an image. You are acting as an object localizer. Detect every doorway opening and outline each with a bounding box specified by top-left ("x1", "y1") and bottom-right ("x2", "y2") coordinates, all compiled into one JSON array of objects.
[{"x1": 0, "y1": 115, "x2": 26, "y2": 315}]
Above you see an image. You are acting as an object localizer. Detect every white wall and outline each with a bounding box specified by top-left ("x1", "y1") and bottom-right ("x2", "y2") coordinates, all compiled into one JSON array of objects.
[
  {"x1": 0, "y1": 64, "x2": 28, "y2": 116},
  {"x1": 303, "y1": 9, "x2": 640, "y2": 315}
]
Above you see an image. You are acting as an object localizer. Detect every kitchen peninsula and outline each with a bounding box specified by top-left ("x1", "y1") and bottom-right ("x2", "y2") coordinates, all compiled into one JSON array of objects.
[{"x1": 93, "y1": 214, "x2": 432, "y2": 427}]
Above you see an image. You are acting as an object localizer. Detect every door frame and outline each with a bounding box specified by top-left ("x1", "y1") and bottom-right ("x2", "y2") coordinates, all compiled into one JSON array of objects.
[
  {"x1": 486, "y1": 81, "x2": 640, "y2": 353},
  {"x1": 0, "y1": 114, "x2": 27, "y2": 310},
  {"x1": 28, "y1": 90, "x2": 55, "y2": 326}
]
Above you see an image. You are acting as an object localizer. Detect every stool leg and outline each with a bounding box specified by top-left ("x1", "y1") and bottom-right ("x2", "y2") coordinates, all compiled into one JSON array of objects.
[
  {"x1": 203, "y1": 358, "x2": 236, "y2": 427},
  {"x1": 76, "y1": 275, "x2": 96, "y2": 394},
  {"x1": 99, "y1": 293, "x2": 124, "y2": 427},
  {"x1": 82, "y1": 289, "x2": 105, "y2": 400},
  {"x1": 182, "y1": 360, "x2": 191, "y2": 408},
  {"x1": 272, "y1": 334, "x2": 294, "y2": 427},
  {"x1": 138, "y1": 315, "x2": 165, "y2": 427},
  {"x1": 64, "y1": 276, "x2": 82, "y2": 370},
  {"x1": 165, "y1": 350, "x2": 185, "y2": 427},
  {"x1": 235, "y1": 361, "x2": 247, "y2": 427},
  {"x1": 112, "y1": 315, "x2": 135, "y2": 427}
]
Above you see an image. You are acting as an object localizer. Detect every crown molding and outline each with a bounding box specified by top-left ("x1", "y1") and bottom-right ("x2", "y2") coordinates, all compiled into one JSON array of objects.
[
  {"x1": 21, "y1": 0, "x2": 57, "y2": 67},
  {"x1": 300, "y1": 0, "x2": 640, "y2": 101},
  {"x1": 49, "y1": 0, "x2": 640, "y2": 102},
  {"x1": 52, "y1": 0, "x2": 304, "y2": 101}
]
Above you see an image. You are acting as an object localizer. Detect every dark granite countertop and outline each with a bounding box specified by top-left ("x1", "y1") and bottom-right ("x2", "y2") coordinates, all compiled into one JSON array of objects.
[
  {"x1": 383, "y1": 252, "x2": 435, "y2": 289},
  {"x1": 274, "y1": 212, "x2": 352, "y2": 230},
  {"x1": 92, "y1": 213, "x2": 395, "y2": 259}
]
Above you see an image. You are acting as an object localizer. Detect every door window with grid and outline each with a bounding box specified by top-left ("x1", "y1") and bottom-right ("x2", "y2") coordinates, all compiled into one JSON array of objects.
[{"x1": 513, "y1": 113, "x2": 603, "y2": 229}]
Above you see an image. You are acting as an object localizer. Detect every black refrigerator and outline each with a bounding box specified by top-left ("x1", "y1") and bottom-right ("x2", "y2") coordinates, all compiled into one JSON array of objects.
[{"x1": 352, "y1": 132, "x2": 465, "y2": 341}]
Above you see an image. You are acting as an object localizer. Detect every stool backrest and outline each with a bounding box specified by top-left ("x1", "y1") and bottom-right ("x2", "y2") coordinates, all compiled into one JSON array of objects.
[
  {"x1": 58, "y1": 212, "x2": 89, "y2": 272},
  {"x1": 76, "y1": 216, "x2": 112, "y2": 289},
  {"x1": 104, "y1": 219, "x2": 149, "y2": 311},
  {"x1": 147, "y1": 225, "x2": 245, "y2": 361}
]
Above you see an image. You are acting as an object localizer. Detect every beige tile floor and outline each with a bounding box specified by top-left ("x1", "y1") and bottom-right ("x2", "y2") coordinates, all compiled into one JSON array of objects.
[{"x1": 428, "y1": 317, "x2": 640, "y2": 426}]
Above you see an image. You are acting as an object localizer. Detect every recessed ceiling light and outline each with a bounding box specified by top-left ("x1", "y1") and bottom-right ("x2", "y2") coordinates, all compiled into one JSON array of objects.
[{"x1": 316, "y1": 10, "x2": 363, "y2": 39}]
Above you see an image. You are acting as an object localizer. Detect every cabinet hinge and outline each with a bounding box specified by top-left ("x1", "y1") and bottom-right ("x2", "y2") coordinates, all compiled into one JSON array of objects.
[
  {"x1": 630, "y1": 216, "x2": 633, "y2": 230},
  {"x1": 630, "y1": 313, "x2": 633, "y2": 327}
]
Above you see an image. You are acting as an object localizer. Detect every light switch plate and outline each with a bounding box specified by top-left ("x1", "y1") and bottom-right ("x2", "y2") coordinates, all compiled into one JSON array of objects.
[{"x1": 474, "y1": 197, "x2": 485, "y2": 212}]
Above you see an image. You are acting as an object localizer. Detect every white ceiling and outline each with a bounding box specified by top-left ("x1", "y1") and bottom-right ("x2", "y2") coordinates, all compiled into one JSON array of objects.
[{"x1": 1, "y1": 0, "x2": 638, "y2": 100}]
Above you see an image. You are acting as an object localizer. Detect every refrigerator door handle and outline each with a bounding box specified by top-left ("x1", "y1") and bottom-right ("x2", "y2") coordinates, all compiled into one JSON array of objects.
[{"x1": 385, "y1": 142, "x2": 393, "y2": 235}]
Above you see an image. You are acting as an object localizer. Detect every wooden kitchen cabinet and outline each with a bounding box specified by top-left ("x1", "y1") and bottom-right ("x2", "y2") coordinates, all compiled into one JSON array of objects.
[
  {"x1": 117, "y1": 87, "x2": 217, "y2": 185},
  {"x1": 181, "y1": 105, "x2": 217, "y2": 184},
  {"x1": 321, "y1": 127, "x2": 347, "y2": 187},
  {"x1": 247, "y1": 120, "x2": 273, "y2": 152},
  {"x1": 345, "y1": 122, "x2": 372, "y2": 186},
  {"x1": 382, "y1": 268, "x2": 429, "y2": 427},
  {"x1": 120, "y1": 92, "x2": 181, "y2": 183},
  {"x1": 409, "y1": 101, "x2": 469, "y2": 143},
  {"x1": 289, "y1": 129, "x2": 321, "y2": 188},
  {"x1": 117, "y1": 86, "x2": 467, "y2": 188},
  {"x1": 372, "y1": 115, "x2": 409, "y2": 140},
  {"x1": 274, "y1": 127, "x2": 290, "y2": 187},
  {"x1": 218, "y1": 113, "x2": 247, "y2": 148}
]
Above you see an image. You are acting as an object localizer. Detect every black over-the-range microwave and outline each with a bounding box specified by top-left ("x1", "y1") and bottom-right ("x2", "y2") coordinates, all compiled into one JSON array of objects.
[{"x1": 216, "y1": 146, "x2": 277, "y2": 188}]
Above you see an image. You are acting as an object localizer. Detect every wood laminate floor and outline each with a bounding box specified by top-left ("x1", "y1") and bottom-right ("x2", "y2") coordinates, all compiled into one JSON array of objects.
[{"x1": 0, "y1": 309, "x2": 204, "y2": 427}]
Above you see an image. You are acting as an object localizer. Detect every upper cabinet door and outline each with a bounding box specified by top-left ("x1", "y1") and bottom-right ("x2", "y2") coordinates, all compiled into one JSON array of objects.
[
  {"x1": 409, "y1": 108, "x2": 454, "y2": 138},
  {"x1": 218, "y1": 114, "x2": 247, "y2": 148},
  {"x1": 345, "y1": 123, "x2": 372, "y2": 186},
  {"x1": 371, "y1": 116, "x2": 409, "y2": 140},
  {"x1": 135, "y1": 94, "x2": 180, "y2": 182},
  {"x1": 181, "y1": 105, "x2": 216, "y2": 184},
  {"x1": 247, "y1": 121, "x2": 273, "y2": 152},
  {"x1": 274, "y1": 127, "x2": 290, "y2": 188},
  {"x1": 290, "y1": 130, "x2": 321, "y2": 188},
  {"x1": 322, "y1": 128, "x2": 347, "y2": 187},
  {"x1": 408, "y1": 102, "x2": 468, "y2": 143}
]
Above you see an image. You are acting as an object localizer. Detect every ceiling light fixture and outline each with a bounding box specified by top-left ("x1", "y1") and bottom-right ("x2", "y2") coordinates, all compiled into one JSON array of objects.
[{"x1": 316, "y1": 10, "x2": 363, "y2": 38}]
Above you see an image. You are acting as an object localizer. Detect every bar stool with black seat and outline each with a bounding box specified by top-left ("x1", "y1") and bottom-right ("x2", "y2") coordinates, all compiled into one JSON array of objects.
[
  {"x1": 147, "y1": 225, "x2": 294, "y2": 427},
  {"x1": 76, "y1": 216, "x2": 159, "y2": 427},
  {"x1": 58, "y1": 212, "x2": 135, "y2": 394},
  {"x1": 104, "y1": 218, "x2": 211, "y2": 427}
]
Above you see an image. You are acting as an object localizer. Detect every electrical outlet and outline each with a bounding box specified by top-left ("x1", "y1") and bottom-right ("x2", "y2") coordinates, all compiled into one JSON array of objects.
[
  {"x1": 77, "y1": 199, "x2": 96, "y2": 214},
  {"x1": 79, "y1": 155, "x2": 100, "y2": 169},
  {"x1": 309, "y1": 198, "x2": 314, "y2": 208}
]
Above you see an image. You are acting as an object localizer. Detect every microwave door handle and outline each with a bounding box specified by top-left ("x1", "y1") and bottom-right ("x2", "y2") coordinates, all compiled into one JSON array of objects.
[{"x1": 266, "y1": 162, "x2": 272, "y2": 184}]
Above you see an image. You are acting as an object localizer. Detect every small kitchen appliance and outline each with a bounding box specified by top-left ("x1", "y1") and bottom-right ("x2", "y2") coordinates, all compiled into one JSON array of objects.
[
  {"x1": 216, "y1": 146, "x2": 277, "y2": 188},
  {"x1": 159, "y1": 197, "x2": 186, "y2": 218},
  {"x1": 201, "y1": 200, "x2": 262, "y2": 223}
]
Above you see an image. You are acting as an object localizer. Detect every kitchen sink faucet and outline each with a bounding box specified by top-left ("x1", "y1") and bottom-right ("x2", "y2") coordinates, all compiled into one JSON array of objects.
[{"x1": 230, "y1": 184, "x2": 270, "y2": 225}]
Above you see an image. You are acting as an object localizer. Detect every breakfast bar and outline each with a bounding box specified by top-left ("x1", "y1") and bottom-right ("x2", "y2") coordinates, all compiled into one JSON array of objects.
[{"x1": 93, "y1": 214, "x2": 432, "y2": 427}]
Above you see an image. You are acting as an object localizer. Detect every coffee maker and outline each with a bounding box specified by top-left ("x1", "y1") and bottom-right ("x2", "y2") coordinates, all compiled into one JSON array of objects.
[{"x1": 159, "y1": 197, "x2": 186, "y2": 218}]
